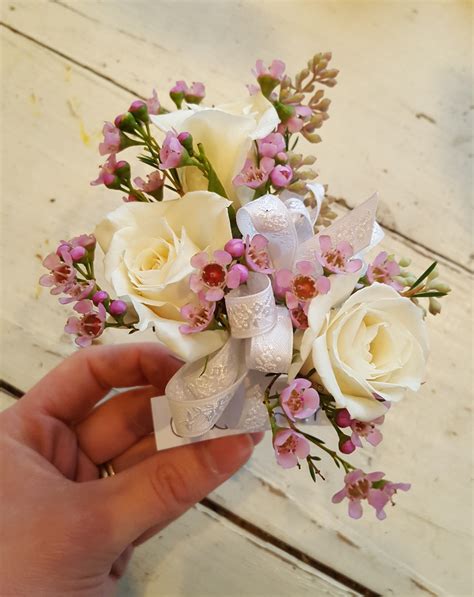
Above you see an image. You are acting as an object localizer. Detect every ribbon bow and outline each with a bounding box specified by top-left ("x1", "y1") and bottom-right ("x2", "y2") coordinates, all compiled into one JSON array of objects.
[{"x1": 164, "y1": 187, "x2": 381, "y2": 438}]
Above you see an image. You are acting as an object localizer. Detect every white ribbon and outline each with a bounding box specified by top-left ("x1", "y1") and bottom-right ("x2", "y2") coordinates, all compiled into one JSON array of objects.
[{"x1": 163, "y1": 190, "x2": 382, "y2": 438}]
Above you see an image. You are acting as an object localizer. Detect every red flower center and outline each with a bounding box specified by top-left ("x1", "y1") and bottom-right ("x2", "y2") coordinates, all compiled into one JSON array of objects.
[
  {"x1": 83, "y1": 314, "x2": 103, "y2": 337},
  {"x1": 292, "y1": 275, "x2": 317, "y2": 301},
  {"x1": 202, "y1": 263, "x2": 226, "y2": 287},
  {"x1": 287, "y1": 390, "x2": 303, "y2": 413},
  {"x1": 278, "y1": 435, "x2": 297, "y2": 454},
  {"x1": 291, "y1": 306, "x2": 308, "y2": 329},
  {"x1": 54, "y1": 264, "x2": 73, "y2": 284},
  {"x1": 348, "y1": 479, "x2": 370, "y2": 500}
]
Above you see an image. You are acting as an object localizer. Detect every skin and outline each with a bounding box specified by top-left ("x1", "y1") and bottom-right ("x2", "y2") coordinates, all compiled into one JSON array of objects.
[{"x1": 0, "y1": 343, "x2": 262, "y2": 596}]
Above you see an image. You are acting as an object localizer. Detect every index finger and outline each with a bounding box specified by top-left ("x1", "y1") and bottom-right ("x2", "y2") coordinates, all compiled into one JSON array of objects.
[{"x1": 24, "y1": 343, "x2": 182, "y2": 423}]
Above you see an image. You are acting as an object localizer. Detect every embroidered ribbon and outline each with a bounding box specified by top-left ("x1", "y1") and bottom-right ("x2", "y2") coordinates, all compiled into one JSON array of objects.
[{"x1": 163, "y1": 191, "x2": 382, "y2": 438}]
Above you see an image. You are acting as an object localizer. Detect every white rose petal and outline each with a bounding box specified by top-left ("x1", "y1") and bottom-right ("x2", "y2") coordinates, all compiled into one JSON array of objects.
[
  {"x1": 95, "y1": 191, "x2": 232, "y2": 361},
  {"x1": 150, "y1": 93, "x2": 280, "y2": 205}
]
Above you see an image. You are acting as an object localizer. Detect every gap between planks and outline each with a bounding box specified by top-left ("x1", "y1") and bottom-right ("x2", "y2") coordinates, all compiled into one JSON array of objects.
[
  {"x1": 0, "y1": 19, "x2": 472, "y2": 278},
  {"x1": 0, "y1": 378, "x2": 378, "y2": 597}
]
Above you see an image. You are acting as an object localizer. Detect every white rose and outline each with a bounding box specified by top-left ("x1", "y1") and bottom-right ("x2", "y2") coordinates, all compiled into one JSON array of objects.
[
  {"x1": 299, "y1": 275, "x2": 429, "y2": 421},
  {"x1": 150, "y1": 92, "x2": 280, "y2": 205},
  {"x1": 95, "y1": 191, "x2": 231, "y2": 361}
]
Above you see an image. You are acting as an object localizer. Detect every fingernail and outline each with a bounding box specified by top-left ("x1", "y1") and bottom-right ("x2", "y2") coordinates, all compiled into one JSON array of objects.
[{"x1": 201, "y1": 434, "x2": 254, "y2": 476}]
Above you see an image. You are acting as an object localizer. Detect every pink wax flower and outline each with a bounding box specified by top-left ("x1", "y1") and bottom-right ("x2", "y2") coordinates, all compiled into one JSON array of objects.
[
  {"x1": 224, "y1": 238, "x2": 246, "y2": 258},
  {"x1": 232, "y1": 157, "x2": 275, "y2": 189},
  {"x1": 134, "y1": 171, "x2": 164, "y2": 193},
  {"x1": 335, "y1": 408, "x2": 385, "y2": 448},
  {"x1": 92, "y1": 290, "x2": 108, "y2": 304},
  {"x1": 190, "y1": 250, "x2": 241, "y2": 301},
  {"x1": 245, "y1": 234, "x2": 273, "y2": 274},
  {"x1": 170, "y1": 80, "x2": 188, "y2": 94},
  {"x1": 91, "y1": 154, "x2": 130, "y2": 188},
  {"x1": 317, "y1": 235, "x2": 363, "y2": 274},
  {"x1": 283, "y1": 105, "x2": 312, "y2": 133},
  {"x1": 109, "y1": 299, "x2": 127, "y2": 316},
  {"x1": 253, "y1": 59, "x2": 286, "y2": 82},
  {"x1": 99, "y1": 122, "x2": 121, "y2": 156},
  {"x1": 275, "y1": 261, "x2": 330, "y2": 306},
  {"x1": 185, "y1": 82, "x2": 206, "y2": 103},
  {"x1": 257, "y1": 132, "x2": 286, "y2": 158},
  {"x1": 273, "y1": 428, "x2": 310, "y2": 469},
  {"x1": 229, "y1": 263, "x2": 248, "y2": 285},
  {"x1": 65, "y1": 300, "x2": 106, "y2": 348},
  {"x1": 339, "y1": 438, "x2": 356, "y2": 454},
  {"x1": 246, "y1": 83, "x2": 260, "y2": 96},
  {"x1": 159, "y1": 131, "x2": 188, "y2": 170},
  {"x1": 59, "y1": 280, "x2": 95, "y2": 305},
  {"x1": 367, "y1": 251, "x2": 403, "y2": 291},
  {"x1": 179, "y1": 299, "x2": 216, "y2": 334},
  {"x1": 332, "y1": 470, "x2": 410, "y2": 520},
  {"x1": 270, "y1": 164, "x2": 293, "y2": 188},
  {"x1": 39, "y1": 251, "x2": 76, "y2": 295},
  {"x1": 280, "y1": 378, "x2": 319, "y2": 421},
  {"x1": 288, "y1": 303, "x2": 309, "y2": 330},
  {"x1": 146, "y1": 89, "x2": 161, "y2": 115}
]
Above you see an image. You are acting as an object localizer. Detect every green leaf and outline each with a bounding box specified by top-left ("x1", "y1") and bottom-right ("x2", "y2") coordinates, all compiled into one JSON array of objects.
[
  {"x1": 308, "y1": 460, "x2": 317, "y2": 483},
  {"x1": 409, "y1": 261, "x2": 437, "y2": 290},
  {"x1": 412, "y1": 291, "x2": 448, "y2": 298},
  {"x1": 207, "y1": 164, "x2": 228, "y2": 198}
]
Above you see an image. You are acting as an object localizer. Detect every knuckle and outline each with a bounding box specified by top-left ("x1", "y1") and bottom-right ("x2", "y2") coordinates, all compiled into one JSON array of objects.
[{"x1": 150, "y1": 462, "x2": 195, "y2": 515}]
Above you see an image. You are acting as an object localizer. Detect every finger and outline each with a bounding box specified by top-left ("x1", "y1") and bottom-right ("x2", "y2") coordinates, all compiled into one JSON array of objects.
[
  {"x1": 98, "y1": 434, "x2": 257, "y2": 548},
  {"x1": 75, "y1": 386, "x2": 158, "y2": 464},
  {"x1": 112, "y1": 434, "x2": 157, "y2": 473},
  {"x1": 24, "y1": 343, "x2": 182, "y2": 423}
]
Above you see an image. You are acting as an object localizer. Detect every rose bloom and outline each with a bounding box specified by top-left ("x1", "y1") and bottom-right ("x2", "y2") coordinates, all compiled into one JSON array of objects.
[
  {"x1": 150, "y1": 93, "x2": 279, "y2": 205},
  {"x1": 95, "y1": 191, "x2": 231, "y2": 361},
  {"x1": 296, "y1": 274, "x2": 429, "y2": 421}
]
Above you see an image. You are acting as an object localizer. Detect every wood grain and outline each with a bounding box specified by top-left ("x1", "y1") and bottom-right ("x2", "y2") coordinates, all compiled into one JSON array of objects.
[{"x1": 0, "y1": 3, "x2": 472, "y2": 596}]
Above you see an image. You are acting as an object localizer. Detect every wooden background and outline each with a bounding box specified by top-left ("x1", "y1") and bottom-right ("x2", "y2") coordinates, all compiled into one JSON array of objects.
[{"x1": 1, "y1": 1, "x2": 472, "y2": 595}]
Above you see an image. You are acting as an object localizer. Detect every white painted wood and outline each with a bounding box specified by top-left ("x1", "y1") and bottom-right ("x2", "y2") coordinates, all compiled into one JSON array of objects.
[
  {"x1": 1, "y1": 8, "x2": 473, "y2": 596},
  {"x1": 2, "y1": 0, "x2": 472, "y2": 269},
  {"x1": 0, "y1": 392, "x2": 354, "y2": 597}
]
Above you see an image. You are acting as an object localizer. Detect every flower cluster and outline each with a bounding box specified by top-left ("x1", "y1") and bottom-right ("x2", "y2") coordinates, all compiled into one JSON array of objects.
[
  {"x1": 40, "y1": 53, "x2": 451, "y2": 519},
  {"x1": 39, "y1": 235, "x2": 135, "y2": 346}
]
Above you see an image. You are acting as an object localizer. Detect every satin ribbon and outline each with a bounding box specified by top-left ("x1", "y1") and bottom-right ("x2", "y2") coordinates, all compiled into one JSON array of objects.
[{"x1": 163, "y1": 189, "x2": 382, "y2": 438}]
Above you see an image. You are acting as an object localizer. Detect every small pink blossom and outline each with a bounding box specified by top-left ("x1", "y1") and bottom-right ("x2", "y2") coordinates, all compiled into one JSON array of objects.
[
  {"x1": 229, "y1": 263, "x2": 248, "y2": 285},
  {"x1": 273, "y1": 428, "x2": 310, "y2": 469},
  {"x1": 253, "y1": 59, "x2": 286, "y2": 82},
  {"x1": 92, "y1": 290, "x2": 108, "y2": 304},
  {"x1": 58, "y1": 280, "x2": 95, "y2": 305},
  {"x1": 146, "y1": 89, "x2": 161, "y2": 115},
  {"x1": 275, "y1": 261, "x2": 330, "y2": 316},
  {"x1": 99, "y1": 122, "x2": 121, "y2": 156},
  {"x1": 335, "y1": 408, "x2": 385, "y2": 448},
  {"x1": 339, "y1": 438, "x2": 356, "y2": 454},
  {"x1": 317, "y1": 235, "x2": 363, "y2": 274},
  {"x1": 332, "y1": 470, "x2": 410, "y2": 520},
  {"x1": 232, "y1": 157, "x2": 275, "y2": 189},
  {"x1": 257, "y1": 133, "x2": 286, "y2": 158},
  {"x1": 245, "y1": 234, "x2": 273, "y2": 274},
  {"x1": 39, "y1": 251, "x2": 76, "y2": 295},
  {"x1": 65, "y1": 300, "x2": 106, "y2": 347},
  {"x1": 170, "y1": 80, "x2": 188, "y2": 94},
  {"x1": 159, "y1": 131, "x2": 186, "y2": 170},
  {"x1": 280, "y1": 379, "x2": 319, "y2": 421},
  {"x1": 270, "y1": 164, "x2": 293, "y2": 188},
  {"x1": 189, "y1": 250, "x2": 241, "y2": 302},
  {"x1": 179, "y1": 299, "x2": 216, "y2": 334},
  {"x1": 185, "y1": 82, "x2": 205, "y2": 103},
  {"x1": 367, "y1": 252, "x2": 403, "y2": 291},
  {"x1": 224, "y1": 238, "x2": 246, "y2": 258},
  {"x1": 109, "y1": 299, "x2": 127, "y2": 316},
  {"x1": 91, "y1": 154, "x2": 121, "y2": 187},
  {"x1": 134, "y1": 171, "x2": 164, "y2": 193}
]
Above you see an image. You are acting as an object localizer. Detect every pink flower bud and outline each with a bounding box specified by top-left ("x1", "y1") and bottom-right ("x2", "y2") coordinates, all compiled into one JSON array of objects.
[
  {"x1": 109, "y1": 299, "x2": 127, "y2": 316},
  {"x1": 224, "y1": 238, "x2": 246, "y2": 258},
  {"x1": 339, "y1": 438, "x2": 356, "y2": 454},
  {"x1": 335, "y1": 408, "x2": 352, "y2": 428},
  {"x1": 229, "y1": 263, "x2": 248, "y2": 285},
  {"x1": 270, "y1": 164, "x2": 293, "y2": 188},
  {"x1": 276, "y1": 151, "x2": 288, "y2": 163},
  {"x1": 177, "y1": 131, "x2": 191, "y2": 144},
  {"x1": 92, "y1": 290, "x2": 108, "y2": 305},
  {"x1": 70, "y1": 246, "x2": 86, "y2": 261}
]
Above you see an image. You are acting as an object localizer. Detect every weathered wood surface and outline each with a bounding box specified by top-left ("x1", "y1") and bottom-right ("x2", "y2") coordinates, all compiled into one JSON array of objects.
[
  {"x1": 1, "y1": 2, "x2": 472, "y2": 596},
  {"x1": 0, "y1": 392, "x2": 354, "y2": 597}
]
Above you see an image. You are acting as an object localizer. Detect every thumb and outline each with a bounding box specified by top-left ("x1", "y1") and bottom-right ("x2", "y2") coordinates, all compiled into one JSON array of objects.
[{"x1": 99, "y1": 434, "x2": 258, "y2": 548}]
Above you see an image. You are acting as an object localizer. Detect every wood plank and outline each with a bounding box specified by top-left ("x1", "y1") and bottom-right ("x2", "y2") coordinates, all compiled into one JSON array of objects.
[
  {"x1": 1, "y1": 21, "x2": 472, "y2": 597},
  {"x1": 2, "y1": 0, "x2": 472, "y2": 269},
  {"x1": 0, "y1": 392, "x2": 354, "y2": 597}
]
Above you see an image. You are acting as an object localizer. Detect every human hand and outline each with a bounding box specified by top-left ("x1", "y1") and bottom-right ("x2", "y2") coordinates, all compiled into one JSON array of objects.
[{"x1": 0, "y1": 343, "x2": 261, "y2": 596}]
